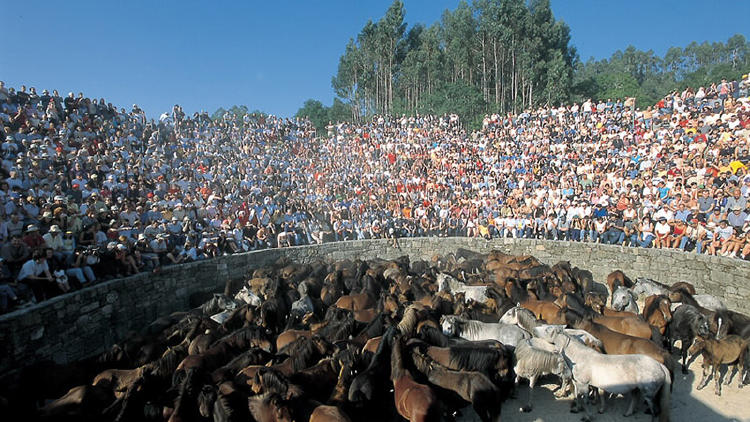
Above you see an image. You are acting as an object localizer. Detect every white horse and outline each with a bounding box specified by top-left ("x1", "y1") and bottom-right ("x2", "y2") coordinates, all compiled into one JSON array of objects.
[
  {"x1": 611, "y1": 286, "x2": 639, "y2": 313},
  {"x1": 436, "y1": 273, "x2": 489, "y2": 303},
  {"x1": 632, "y1": 277, "x2": 669, "y2": 298},
  {"x1": 513, "y1": 338, "x2": 572, "y2": 413},
  {"x1": 440, "y1": 315, "x2": 529, "y2": 347},
  {"x1": 499, "y1": 306, "x2": 603, "y2": 350},
  {"x1": 537, "y1": 327, "x2": 671, "y2": 422},
  {"x1": 693, "y1": 294, "x2": 726, "y2": 312},
  {"x1": 235, "y1": 286, "x2": 262, "y2": 307}
]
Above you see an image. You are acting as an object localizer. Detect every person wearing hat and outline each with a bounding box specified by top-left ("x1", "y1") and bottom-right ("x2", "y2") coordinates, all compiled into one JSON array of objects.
[
  {"x1": 654, "y1": 217, "x2": 671, "y2": 248},
  {"x1": 22, "y1": 225, "x2": 45, "y2": 249},
  {"x1": 727, "y1": 206, "x2": 748, "y2": 232},
  {"x1": 134, "y1": 233, "x2": 160, "y2": 271},
  {"x1": 42, "y1": 225, "x2": 69, "y2": 265}
]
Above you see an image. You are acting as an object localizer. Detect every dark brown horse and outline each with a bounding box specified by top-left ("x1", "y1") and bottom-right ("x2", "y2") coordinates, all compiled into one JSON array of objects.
[
  {"x1": 391, "y1": 334, "x2": 441, "y2": 422},
  {"x1": 690, "y1": 335, "x2": 749, "y2": 396},
  {"x1": 410, "y1": 349, "x2": 502, "y2": 422}
]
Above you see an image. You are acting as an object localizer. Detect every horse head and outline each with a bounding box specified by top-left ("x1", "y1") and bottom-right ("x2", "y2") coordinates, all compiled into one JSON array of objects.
[
  {"x1": 440, "y1": 315, "x2": 458, "y2": 336},
  {"x1": 197, "y1": 384, "x2": 217, "y2": 418}
]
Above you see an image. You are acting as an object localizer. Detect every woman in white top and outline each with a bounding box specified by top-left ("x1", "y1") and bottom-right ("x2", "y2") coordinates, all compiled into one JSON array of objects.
[
  {"x1": 654, "y1": 218, "x2": 672, "y2": 248},
  {"x1": 632, "y1": 217, "x2": 655, "y2": 248}
]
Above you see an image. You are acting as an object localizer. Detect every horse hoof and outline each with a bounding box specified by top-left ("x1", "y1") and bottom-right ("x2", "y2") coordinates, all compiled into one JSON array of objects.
[
  {"x1": 739, "y1": 384, "x2": 744, "y2": 389},
  {"x1": 715, "y1": 391, "x2": 721, "y2": 397},
  {"x1": 696, "y1": 384, "x2": 705, "y2": 391},
  {"x1": 681, "y1": 368, "x2": 689, "y2": 375},
  {"x1": 520, "y1": 406, "x2": 532, "y2": 413}
]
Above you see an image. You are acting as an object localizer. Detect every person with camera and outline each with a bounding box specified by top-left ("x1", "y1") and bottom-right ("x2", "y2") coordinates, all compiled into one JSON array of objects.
[{"x1": 69, "y1": 246, "x2": 97, "y2": 286}]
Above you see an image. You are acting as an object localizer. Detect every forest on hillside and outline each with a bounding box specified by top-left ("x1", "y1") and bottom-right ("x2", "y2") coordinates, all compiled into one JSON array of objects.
[{"x1": 288, "y1": 0, "x2": 750, "y2": 130}]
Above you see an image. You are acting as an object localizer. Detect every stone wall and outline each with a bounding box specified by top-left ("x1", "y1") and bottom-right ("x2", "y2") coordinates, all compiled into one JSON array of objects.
[{"x1": 1, "y1": 237, "x2": 749, "y2": 376}]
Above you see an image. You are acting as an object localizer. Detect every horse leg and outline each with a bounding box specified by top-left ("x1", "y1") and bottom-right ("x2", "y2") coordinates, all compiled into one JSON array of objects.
[
  {"x1": 739, "y1": 358, "x2": 746, "y2": 389},
  {"x1": 597, "y1": 388, "x2": 607, "y2": 414},
  {"x1": 696, "y1": 359, "x2": 711, "y2": 390},
  {"x1": 623, "y1": 390, "x2": 638, "y2": 417},
  {"x1": 681, "y1": 342, "x2": 689, "y2": 374},
  {"x1": 713, "y1": 362, "x2": 722, "y2": 396},
  {"x1": 554, "y1": 376, "x2": 569, "y2": 398},
  {"x1": 521, "y1": 375, "x2": 536, "y2": 413},
  {"x1": 724, "y1": 365, "x2": 735, "y2": 386}
]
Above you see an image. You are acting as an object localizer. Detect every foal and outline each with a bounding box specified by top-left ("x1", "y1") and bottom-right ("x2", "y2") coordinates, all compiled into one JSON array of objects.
[{"x1": 689, "y1": 335, "x2": 749, "y2": 396}]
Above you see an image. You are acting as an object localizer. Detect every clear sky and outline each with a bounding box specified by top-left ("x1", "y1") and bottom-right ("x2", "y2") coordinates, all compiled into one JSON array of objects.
[{"x1": 2, "y1": 0, "x2": 748, "y2": 118}]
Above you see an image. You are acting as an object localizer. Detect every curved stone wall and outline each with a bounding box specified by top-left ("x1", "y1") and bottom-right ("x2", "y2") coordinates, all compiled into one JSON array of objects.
[{"x1": 1, "y1": 237, "x2": 749, "y2": 376}]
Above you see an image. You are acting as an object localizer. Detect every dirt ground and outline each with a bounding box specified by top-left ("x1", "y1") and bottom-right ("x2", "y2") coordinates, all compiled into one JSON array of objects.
[{"x1": 490, "y1": 352, "x2": 748, "y2": 422}]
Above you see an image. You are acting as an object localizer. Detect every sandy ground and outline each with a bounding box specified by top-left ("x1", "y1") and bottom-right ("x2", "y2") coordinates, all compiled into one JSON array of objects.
[{"x1": 488, "y1": 353, "x2": 749, "y2": 422}]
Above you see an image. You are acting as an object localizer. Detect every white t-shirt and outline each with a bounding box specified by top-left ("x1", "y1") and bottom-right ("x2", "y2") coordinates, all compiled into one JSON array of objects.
[
  {"x1": 17, "y1": 259, "x2": 49, "y2": 281},
  {"x1": 655, "y1": 222, "x2": 671, "y2": 235}
]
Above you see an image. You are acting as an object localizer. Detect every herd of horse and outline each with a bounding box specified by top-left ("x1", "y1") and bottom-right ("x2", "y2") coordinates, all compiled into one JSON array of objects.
[{"x1": 5, "y1": 248, "x2": 750, "y2": 422}]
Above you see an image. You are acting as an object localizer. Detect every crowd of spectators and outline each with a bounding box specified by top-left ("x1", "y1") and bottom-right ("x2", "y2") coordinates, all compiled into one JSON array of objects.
[{"x1": 0, "y1": 74, "x2": 749, "y2": 313}]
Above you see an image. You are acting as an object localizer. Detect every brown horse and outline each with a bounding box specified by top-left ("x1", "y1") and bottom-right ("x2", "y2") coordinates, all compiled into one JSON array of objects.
[
  {"x1": 591, "y1": 314, "x2": 653, "y2": 339},
  {"x1": 391, "y1": 334, "x2": 441, "y2": 422},
  {"x1": 276, "y1": 329, "x2": 312, "y2": 351},
  {"x1": 335, "y1": 292, "x2": 376, "y2": 311},
  {"x1": 600, "y1": 307, "x2": 637, "y2": 318},
  {"x1": 606, "y1": 270, "x2": 633, "y2": 306},
  {"x1": 310, "y1": 405, "x2": 353, "y2": 422},
  {"x1": 643, "y1": 295, "x2": 673, "y2": 336},
  {"x1": 247, "y1": 392, "x2": 294, "y2": 422},
  {"x1": 92, "y1": 365, "x2": 149, "y2": 399},
  {"x1": 520, "y1": 299, "x2": 566, "y2": 325},
  {"x1": 410, "y1": 349, "x2": 502, "y2": 422},
  {"x1": 574, "y1": 318, "x2": 673, "y2": 377},
  {"x1": 407, "y1": 339, "x2": 513, "y2": 382},
  {"x1": 690, "y1": 335, "x2": 749, "y2": 396}
]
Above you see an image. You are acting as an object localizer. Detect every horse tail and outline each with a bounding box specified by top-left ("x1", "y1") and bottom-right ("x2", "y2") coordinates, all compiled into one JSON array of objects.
[{"x1": 657, "y1": 363, "x2": 672, "y2": 422}]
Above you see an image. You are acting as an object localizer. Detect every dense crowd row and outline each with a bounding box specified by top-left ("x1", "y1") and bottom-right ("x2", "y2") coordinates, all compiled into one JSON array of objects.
[{"x1": 0, "y1": 75, "x2": 749, "y2": 312}]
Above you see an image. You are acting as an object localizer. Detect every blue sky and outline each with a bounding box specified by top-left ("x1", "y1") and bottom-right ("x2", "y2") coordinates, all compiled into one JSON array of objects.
[{"x1": 2, "y1": 1, "x2": 748, "y2": 118}]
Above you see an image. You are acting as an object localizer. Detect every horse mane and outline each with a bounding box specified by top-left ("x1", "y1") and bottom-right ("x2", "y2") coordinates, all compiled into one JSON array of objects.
[
  {"x1": 398, "y1": 304, "x2": 421, "y2": 336},
  {"x1": 152, "y1": 346, "x2": 185, "y2": 378},
  {"x1": 257, "y1": 368, "x2": 291, "y2": 396},
  {"x1": 514, "y1": 307, "x2": 540, "y2": 332},
  {"x1": 451, "y1": 316, "x2": 483, "y2": 338},
  {"x1": 643, "y1": 295, "x2": 668, "y2": 319},
  {"x1": 409, "y1": 349, "x2": 434, "y2": 375},
  {"x1": 448, "y1": 346, "x2": 502, "y2": 371},
  {"x1": 358, "y1": 313, "x2": 389, "y2": 339},
  {"x1": 390, "y1": 335, "x2": 407, "y2": 381},
  {"x1": 673, "y1": 288, "x2": 700, "y2": 308},
  {"x1": 515, "y1": 340, "x2": 563, "y2": 374},
  {"x1": 280, "y1": 336, "x2": 320, "y2": 372},
  {"x1": 417, "y1": 325, "x2": 450, "y2": 347},
  {"x1": 220, "y1": 326, "x2": 266, "y2": 346}
]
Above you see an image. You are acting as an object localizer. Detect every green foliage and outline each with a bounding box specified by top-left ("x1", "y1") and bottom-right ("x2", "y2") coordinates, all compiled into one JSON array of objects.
[
  {"x1": 295, "y1": 100, "x2": 330, "y2": 132},
  {"x1": 307, "y1": 0, "x2": 750, "y2": 125},
  {"x1": 418, "y1": 80, "x2": 486, "y2": 129},
  {"x1": 211, "y1": 105, "x2": 253, "y2": 121}
]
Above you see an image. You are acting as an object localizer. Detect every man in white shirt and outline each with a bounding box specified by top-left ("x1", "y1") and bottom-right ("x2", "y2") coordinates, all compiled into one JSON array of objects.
[{"x1": 17, "y1": 250, "x2": 53, "y2": 303}]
